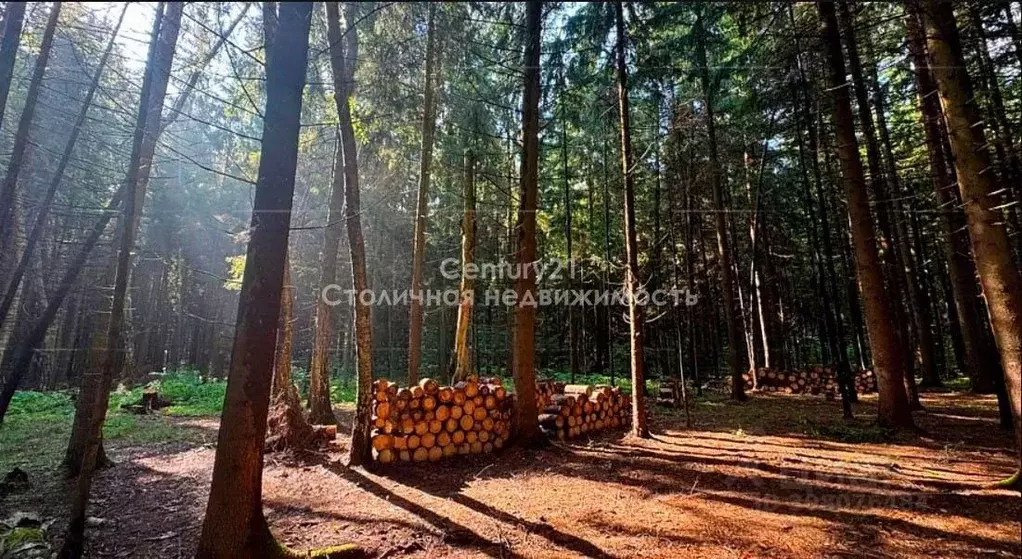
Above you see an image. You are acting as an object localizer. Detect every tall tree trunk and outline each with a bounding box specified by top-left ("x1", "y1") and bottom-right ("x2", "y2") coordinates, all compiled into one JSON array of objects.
[
  {"x1": 615, "y1": 2, "x2": 650, "y2": 436},
  {"x1": 307, "y1": 132, "x2": 346, "y2": 424},
  {"x1": 696, "y1": 8, "x2": 747, "y2": 402},
  {"x1": 451, "y1": 150, "x2": 476, "y2": 382},
  {"x1": 965, "y1": 2, "x2": 1022, "y2": 260},
  {"x1": 560, "y1": 65, "x2": 579, "y2": 381},
  {"x1": 195, "y1": 4, "x2": 352, "y2": 557},
  {"x1": 326, "y1": 2, "x2": 373, "y2": 467},
  {"x1": 62, "y1": 3, "x2": 182, "y2": 478},
  {"x1": 512, "y1": 0, "x2": 542, "y2": 444},
  {"x1": 788, "y1": 26, "x2": 853, "y2": 417},
  {"x1": 0, "y1": 4, "x2": 124, "y2": 331},
  {"x1": 818, "y1": 0, "x2": 913, "y2": 429},
  {"x1": 836, "y1": 0, "x2": 920, "y2": 409},
  {"x1": 921, "y1": 0, "x2": 1022, "y2": 491},
  {"x1": 0, "y1": 2, "x2": 61, "y2": 291},
  {"x1": 904, "y1": 1, "x2": 994, "y2": 393},
  {"x1": 862, "y1": 37, "x2": 939, "y2": 389},
  {"x1": 407, "y1": 3, "x2": 439, "y2": 386},
  {"x1": 0, "y1": 2, "x2": 25, "y2": 136},
  {"x1": 0, "y1": 191, "x2": 121, "y2": 424},
  {"x1": 61, "y1": 4, "x2": 183, "y2": 555}
]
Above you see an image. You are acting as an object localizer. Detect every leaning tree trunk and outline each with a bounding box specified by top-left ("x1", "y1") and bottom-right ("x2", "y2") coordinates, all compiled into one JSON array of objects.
[
  {"x1": 0, "y1": 2, "x2": 25, "y2": 136},
  {"x1": 696, "y1": 8, "x2": 747, "y2": 402},
  {"x1": 836, "y1": 1, "x2": 920, "y2": 409},
  {"x1": 326, "y1": 1, "x2": 374, "y2": 467},
  {"x1": 615, "y1": 2, "x2": 650, "y2": 437},
  {"x1": 904, "y1": 1, "x2": 994, "y2": 393},
  {"x1": 0, "y1": 2, "x2": 60, "y2": 295},
  {"x1": 196, "y1": 4, "x2": 361, "y2": 557},
  {"x1": 818, "y1": 0, "x2": 913, "y2": 429},
  {"x1": 511, "y1": 0, "x2": 542, "y2": 445},
  {"x1": 61, "y1": 4, "x2": 183, "y2": 555},
  {"x1": 451, "y1": 150, "x2": 476, "y2": 382},
  {"x1": 921, "y1": 0, "x2": 1022, "y2": 491},
  {"x1": 63, "y1": 3, "x2": 182, "y2": 479},
  {"x1": 407, "y1": 2, "x2": 439, "y2": 386},
  {"x1": 0, "y1": 3, "x2": 123, "y2": 332},
  {"x1": 0, "y1": 6, "x2": 124, "y2": 423}
]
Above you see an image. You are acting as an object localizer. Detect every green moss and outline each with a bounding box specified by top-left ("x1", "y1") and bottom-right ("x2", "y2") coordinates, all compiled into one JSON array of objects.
[{"x1": 1, "y1": 527, "x2": 45, "y2": 550}]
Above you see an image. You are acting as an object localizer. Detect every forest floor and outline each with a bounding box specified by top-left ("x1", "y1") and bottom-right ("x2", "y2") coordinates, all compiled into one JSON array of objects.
[{"x1": 1, "y1": 388, "x2": 1019, "y2": 558}]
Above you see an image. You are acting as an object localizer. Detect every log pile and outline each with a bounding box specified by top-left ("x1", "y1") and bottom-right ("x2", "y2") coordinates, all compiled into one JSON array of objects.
[
  {"x1": 733, "y1": 366, "x2": 877, "y2": 395},
  {"x1": 370, "y1": 376, "x2": 513, "y2": 464},
  {"x1": 535, "y1": 380, "x2": 631, "y2": 440}
]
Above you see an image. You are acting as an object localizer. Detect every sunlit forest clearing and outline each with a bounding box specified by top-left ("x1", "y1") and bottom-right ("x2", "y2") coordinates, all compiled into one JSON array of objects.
[{"x1": 0, "y1": 1, "x2": 1019, "y2": 558}]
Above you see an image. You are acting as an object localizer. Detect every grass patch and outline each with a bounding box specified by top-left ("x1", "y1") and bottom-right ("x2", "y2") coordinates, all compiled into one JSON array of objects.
[
  {"x1": 0, "y1": 375, "x2": 218, "y2": 474},
  {"x1": 798, "y1": 415, "x2": 891, "y2": 443}
]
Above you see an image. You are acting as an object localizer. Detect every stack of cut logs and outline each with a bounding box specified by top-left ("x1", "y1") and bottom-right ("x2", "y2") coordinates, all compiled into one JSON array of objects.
[
  {"x1": 735, "y1": 366, "x2": 877, "y2": 395},
  {"x1": 370, "y1": 376, "x2": 514, "y2": 464},
  {"x1": 536, "y1": 380, "x2": 631, "y2": 440}
]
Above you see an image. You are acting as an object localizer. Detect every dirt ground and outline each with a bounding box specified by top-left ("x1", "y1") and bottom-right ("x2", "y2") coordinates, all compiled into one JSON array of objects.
[{"x1": 6, "y1": 391, "x2": 1020, "y2": 558}]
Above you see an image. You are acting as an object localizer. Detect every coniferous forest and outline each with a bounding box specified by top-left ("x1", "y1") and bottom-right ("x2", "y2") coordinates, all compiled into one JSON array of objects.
[{"x1": 0, "y1": 2, "x2": 1020, "y2": 557}]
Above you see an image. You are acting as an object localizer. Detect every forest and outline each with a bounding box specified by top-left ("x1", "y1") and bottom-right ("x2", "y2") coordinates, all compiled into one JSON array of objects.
[{"x1": 0, "y1": 1, "x2": 1020, "y2": 557}]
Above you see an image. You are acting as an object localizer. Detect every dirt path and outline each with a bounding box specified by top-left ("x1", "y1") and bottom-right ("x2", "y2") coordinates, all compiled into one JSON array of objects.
[{"x1": 5, "y1": 392, "x2": 1019, "y2": 558}]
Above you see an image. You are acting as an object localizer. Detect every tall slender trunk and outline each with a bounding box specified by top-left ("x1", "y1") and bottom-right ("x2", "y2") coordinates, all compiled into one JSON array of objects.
[
  {"x1": 326, "y1": 2, "x2": 373, "y2": 467},
  {"x1": 818, "y1": 0, "x2": 913, "y2": 429},
  {"x1": 0, "y1": 192, "x2": 121, "y2": 424},
  {"x1": 61, "y1": 4, "x2": 183, "y2": 554},
  {"x1": 63, "y1": 3, "x2": 182, "y2": 477},
  {"x1": 307, "y1": 131, "x2": 346, "y2": 424},
  {"x1": 0, "y1": 4, "x2": 124, "y2": 331},
  {"x1": 0, "y1": 2, "x2": 61, "y2": 288},
  {"x1": 615, "y1": 2, "x2": 650, "y2": 436},
  {"x1": 0, "y1": 2, "x2": 25, "y2": 135},
  {"x1": 560, "y1": 65, "x2": 579, "y2": 381},
  {"x1": 451, "y1": 150, "x2": 476, "y2": 382},
  {"x1": 965, "y1": 3, "x2": 1022, "y2": 260},
  {"x1": 696, "y1": 8, "x2": 747, "y2": 402},
  {"x1": 789, "y1": 32, "x2": 853, "y2": 417},
  {"x1": 863, "y1": 36, "x2": 939, "y2": 389},
  {"x1": 512, "y1": 0, "x2": 542, "y2": 444},
  {"x1": 273, "y1": 256, "x2": 294, "y2": 395},
  {"x1": 904, "y1": 1, "x2": 993, "y2": 392},
  {"x1": 921, "y1": 0, "x2": 1022, "y2": 490},
  {"x1": 837, "y1": 0, "x2": 919, "y2": 409},
  {"x1": 196, "y1": 4, "x2": 329, "y2": 555},
  {"x1": 407, "y1": 3, "x2": 439, "y2": 385}
]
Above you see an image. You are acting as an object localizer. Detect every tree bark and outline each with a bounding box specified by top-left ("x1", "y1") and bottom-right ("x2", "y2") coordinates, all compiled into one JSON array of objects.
[
  {"x1": 407, "y1": 3, "x2": 439, "y2": 386},
  {"x1": 326, "y1": 2, "x2": 374, "y2": 467},
  {"x1": 0, "y1": 2, "x2": 25, "y2": 136},
  {"x1": 615, "y1": 2, "x2": 650, "y2": 436},
  {"x1": 818, "y1": 0, "x2": 913, "y2": 429},
  {"x1": 62, "y1": 4, "x2": 183, "y2": 555},
  {"x1": 904, "y1": 1, "x2": 994, "y2": 393},
  {"x1": 862, "y1": 35, "x2": 939, "y2": 389},
  {"x1": 63, "y1": 2, "x2": 183, "y2": 478},
  {"x1": 194, "y1": 4, "x2": 326, "y2": 557},
  {"x1": 307, "y1": 132, "x2": 346, "y2": 424},
  {"x1": 512, "y1": 0, "x2": 542, "y2": 445},
  {"x1": 696, "y1": 7, "x2": 747, "y2": 402},
  {"x1": 921, "y1": 0, "x2": 1022, "y2": 490},
  {"x1": 0, "y1": 2, "x2": 61, "y2": 290},
  {"x1": 0, "y1": 3, "x2": 124, "y2": 331},
  {"x1": 273, "y1": 256, "x2": 295, "y2": 396}
]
